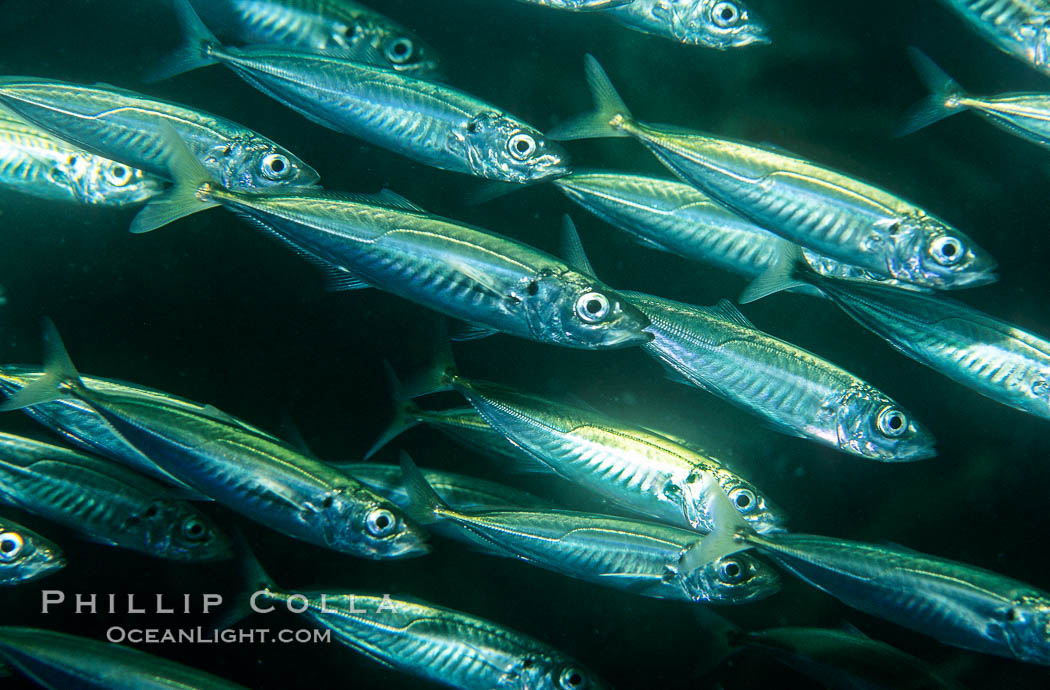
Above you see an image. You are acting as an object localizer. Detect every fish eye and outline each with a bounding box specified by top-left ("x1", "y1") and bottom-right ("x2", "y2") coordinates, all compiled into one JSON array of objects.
[
  {"x1": 385, "y1": 37, "x2": 415, "y2": 64},
  {"x1": 729, "y1": 487, "x2": 756, "y2": 513},
  {"x1": 181, "y1": 517, "x2": 208, "y2": 542},
  {"x1": 366, "y1": 508, "x2": 397, "y2": 537},
  {"x1": 261, "y1": 153, "x2": 292, "y2": 180},
  {"x1": 507, "y1": 133, "x2": 537, "y2": 161},
  {"x1": 558, "y1": 666, "x2": 588, "y2": 690},
  {"x1": 876, "y1": 406, "x2": 908, "y2": 437},
  {"x1": 0, "y1": 532, "x2": 24, "y2": 561},
  {"x1": 105, "y1": 163, "x2": 133, "y2": 186},
  {"x1": 716, "y1": 557, "x2": 747, "y2": 584},
  {"x1": 712, "y1": 1, "x2": 741, "y2": 28},
  {"x1": 930, "y1": 236, "x2": 964, "y2": 266},
  {"x1": 575, "y1": 292, "x2": 611, "y2": 322}
]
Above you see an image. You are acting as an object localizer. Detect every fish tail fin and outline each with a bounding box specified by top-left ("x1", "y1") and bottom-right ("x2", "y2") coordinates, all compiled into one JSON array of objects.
[
  {"x1": 689, "y1": 608, "x2": 745, "y2": 673},
  {"x1": 548, "y1": 54, "x2": 632, "y2": 141},
  {"x1": 0, "y1": 317, "x2": 85, "y2": 412},
  {"x1": 129, "y1": 124, "x2": 221, "y2": 234},
  {"x1": 895, "y1": 48, "x2": 967, "y2": 137},
  {"x1": 676, "y1": 482, "x2": 756, "y2": 574},
  {"x1": 212, "y1": 531, "x2": 276, "y2": 631},
  {"x1": 144, "y1": 0, "x2": 221, "y2": 82},
  {"x1": 399, "y1": 451, "x2": 453, "y2": 525},
  {"x1": 399, "y1": 323, "x2": 460, "y2": 399},
  {"x1": 739, "y1": 242, "x2": 812, "y2": 304},
  {"x1": 363, "y1": 362, "x2": 423, "y2": 459}
]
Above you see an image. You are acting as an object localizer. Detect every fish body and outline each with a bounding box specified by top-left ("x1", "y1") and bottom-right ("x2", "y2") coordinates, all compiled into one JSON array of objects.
[
  {"x1": 626, "y1": 291, "x2": 936, "y2": 461},
  {"x1": 556, "y1": 172, "x2": 924, "y2": 292},
  {"x1": 0, "y1": 517, "x2": 64, "y2": 585},
  {"x1": 798, "y1": 272, "x2": 1050, "y2": 422},
  {"x1": 0, "y1": 364, "x2": 273, "y2": 497},
  {"x1": 938, "y1": 0, "x2": 1050, "y2": 76},
  {"x1": 0, "y1": 78, "x2": 319, "y2": 192},
  {"x1": 519, "y1": 0, "x2": 635, "y2": 9},
  {"x1": 553, "y1": 56, "x2": 997, "y2": 290},
  {"x1": 0, "y1": 106, "x2": 161, "y2": 206},
  {"x1": 0, "y1": 432, "x2": 231, "y2": 561},
  {"x1": 746, "y1": 531, "x2": 1050, "y2": 665},
  {"x1": 0, "y1": 627, "x2": 248, "y2": 689},
  {"x1": 176, "y1": 183, "x2": 650, "y2": 349},
  {"x1": 188, "y1": 0, "x2": 442, "y2": 75},
  {"x1": 256, "y1": 589, "x2": 609, "y2": 690},
  {"x1": 607, "y1": 0, "x2": 769, "y2": 48},
  {"x1": 449, "y1": 375, "x2": 785, "y2": 533}
]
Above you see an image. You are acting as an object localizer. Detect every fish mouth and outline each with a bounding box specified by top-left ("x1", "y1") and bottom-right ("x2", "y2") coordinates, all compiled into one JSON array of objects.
[
  {"x1": 382, "y1": 537, "x2": 432, "y2": 560},
  {"x1": 949, "y1": 269, "x2": 998, "y2": 289}
]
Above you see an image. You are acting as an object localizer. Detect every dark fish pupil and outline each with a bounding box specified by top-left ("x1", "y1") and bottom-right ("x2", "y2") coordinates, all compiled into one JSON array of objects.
[
  {"x1": 735, "y1": 493, "x2": 751, "y2": 508},
  {"x1": 270, "y1": 158, "x2": 285, "y2": 173},
  {"x1": 721, "y1": 6, "x2": 735, "y2": 20},
  {"x1": 725, "y1": 563, "x2": 741, "y2": 577},
  {"x1": 516, "y1": 139, "x2": 530, "y2": 152},
  {"x1": 0, "y1": 539, "x2": 14, "y2": 553},
  {"x1": 586, "y1": 299, "x2": 602, "y2": 314},
  {"x1": 889, "y1": 414, "x2": 903, "y2": 429},
  {"x1": 375, "y1": 514, "x2": 390, "y2": 529},
  {"x1": 942, "y1": 242, "x2": 957, "y2": 257},
  {"x1": 394, "y1": 41, "x2": 409, "y2": 55},
  {"x1": 569, "y1": 673, "x2": 582, "y2": 686}
]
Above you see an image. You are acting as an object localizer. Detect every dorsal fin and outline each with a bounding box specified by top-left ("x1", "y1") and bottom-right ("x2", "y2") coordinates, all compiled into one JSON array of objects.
[
  {"x1": 710, "y1": 299, "x2": 755, "y2": 328},
  {"x1": 560, "y1": 215, "x2": 596, "y2": 277}
]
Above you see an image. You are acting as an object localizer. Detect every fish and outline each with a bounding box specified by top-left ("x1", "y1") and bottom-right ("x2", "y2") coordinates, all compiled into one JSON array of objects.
[
  {"x1": 152, "y1": 0, "x2": 570, "y2": 185},
  {"x1": 697, "y1": 486, "x2": 1050, "y2": 666},
  {"x1": 0, "y1": 627, "x2": 248, "y2": 689},
  {"x1": 413, "y1": 346, "x2": 785, "y2": 533},
  {"x1": 899, "y1": 48, "x2": 1050, "y2": 151},
  {"x1": 551, "y1": 55, "x2": 998, "y2": 290},
  {"x1": 0, "y1": 516, "x2": 64, "y2": 585},
  {"x1": 625, "y1": 290, "x2": 936, "y2": 461},
  {"x1": 0, "y1": 364, "x2": 281, "y2": 498},
  {"x1": 606, "y1": 0, "x2": 770, "y2": 48},
  {"x1": 556, "y1": 172, "x2": 928, "y2": 293},
  {"x1": 0, "y1": 432, "x2": 232, "y2": 561},
  {"x1": 0, "y1": 106, "x2": 161, "y2": 206},
  {"x1": 742, "y1": 244, "x2": 1050, "y2": 423},
  {"x1": 0, "y1": 322, "x2": 430, "y2": 560},
  {"x1": 937, "y1": 0, "x2": 1050, "y2": 77},
  {"x1": 518, "y1": 0, "x2": 636, "y2": 10},
  {"x1": 0, "y1": 78, "x2": 319, "y2": 193},
  {"x1": 239, "y1": 551, "x2": 610, "y2": 690},
  {"x1": 401, "y1": 454, "x2": 780, "y2": 604},
  {"x1": 187, "y1": 0, "x2": 443, "y2": 76},
  {"x1": 130, "y1": 128, "x2": 650, "y2": 350}
]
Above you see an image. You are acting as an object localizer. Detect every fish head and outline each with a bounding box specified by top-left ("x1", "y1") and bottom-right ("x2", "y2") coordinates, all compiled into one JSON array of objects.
[
  {"x1": 834, "y1": 387, "x2": 936, "y2": 462},
  {"x1": 665, "y1": 0, "x2": 771, "y2": 49},
  {"x1": 523, "y1": 270, "x2": 651, "y2": 348},
  {"x1": 703, "y1": 470, "x2": 787, "y2": 534},
  {"x1": 321, "y1": 16, "x2": 443, "y2": 77},
  {"x1": 1001, "y1": 594, "x2": 1050, "y2": 665},
  {"x1": 373, "y1": 32, "x2": 443, "y2": 77},
  {"x1": 141, "y1": 500, "x2": 234, "y2": 562},
  {"x1": 75, "y1": 156, "x2": 163, "y2": 206},
  {"x1": 0, "y1": 529, "x2": 64, "y2": 585},
  {"x1": 460, "y1": 112, "x2": 570, "y2": 184},
  {"x1": 209, "y1": 136, "x2": 320, "y2": 192},
  {"x1": 326, "y1": 490, "x2": 430, "y2": 559},
  {"x1": 891, "y1": 214, "x2": 998, "y2": 289},
  {"x1": 682, "y1": 552, "x2": 780, "y2": 604},
  {"x1": 515, "y1": 652, "x2": 609, "y2": 690}
]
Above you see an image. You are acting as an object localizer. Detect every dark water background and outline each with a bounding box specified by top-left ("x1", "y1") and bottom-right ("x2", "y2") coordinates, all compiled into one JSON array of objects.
[{"x1": 1, "y1": 0, "x2": 1049, "y2": 687}]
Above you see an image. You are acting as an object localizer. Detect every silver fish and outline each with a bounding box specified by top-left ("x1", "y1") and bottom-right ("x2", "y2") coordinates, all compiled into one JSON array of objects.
[
  {"x1": 0, "y1": 432, "x2": 232, "y2": 561},
  {"x1": 0, "y1": 324, "x2": 430, "y2": 560},
  {"x1": 403, "y1": 455, "x2": 780, "y2": 604},
  {"x1": 440, "y1": 368, "x2": 785, "y2": 534},
  {"x1": 131, "y1": 133, "x2": 649, "y2": 350},
  {"x1": 607, "y1": 0, "x2": 769, "y2": 48},
  {"x1": 188, "y1": 0, "x2": 443, "y2": 75},
  {"x1": 0, "y1": 364, "x2": 277, "y2": 497},
  {"x1": 0, "y1": 78, "x2": 319, "y2": 192},
  {"x1": 153, "y1": 0, "x2": 569, "y2": 184},
  {"x1": 557, "y1": 172, "x2": 927, "y2": 293},
  {"x1": 748, "y1": 245, "x2": 1050, "y2": 423},
  {"x1": 703, "y1": 491, "x2": 1050, "y2": 667},
  {"x1": 0, "y1": 516, "x2": 64, "y2": 586},
  {"x1": 365, "y1": 400, "x2": 524, "y2": 462},
  {"x1": 0, "y1": 106, "x2": 161, "y2": 206},
  {"x1": 250, "y1": 580, "x2": 609, "y2": 690},
  {"x1": 938, "y1": 0, "x2": 1050, "y2": 76},
  {"x1": 900, "y1": 49, "x2": 1050, "y2": 151},
  {"x1": 0, "y1": 627, "x2": 248, "y2": 689},
  {"x1": 552, "y1": 56, "x2": 998, "y2": 290},
  {"x1": 518, "y1": 0, "x2": 635, "y2": 10},
  {"x1": 626, "y1": 291, "x2": 936, "y2": 461}
]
